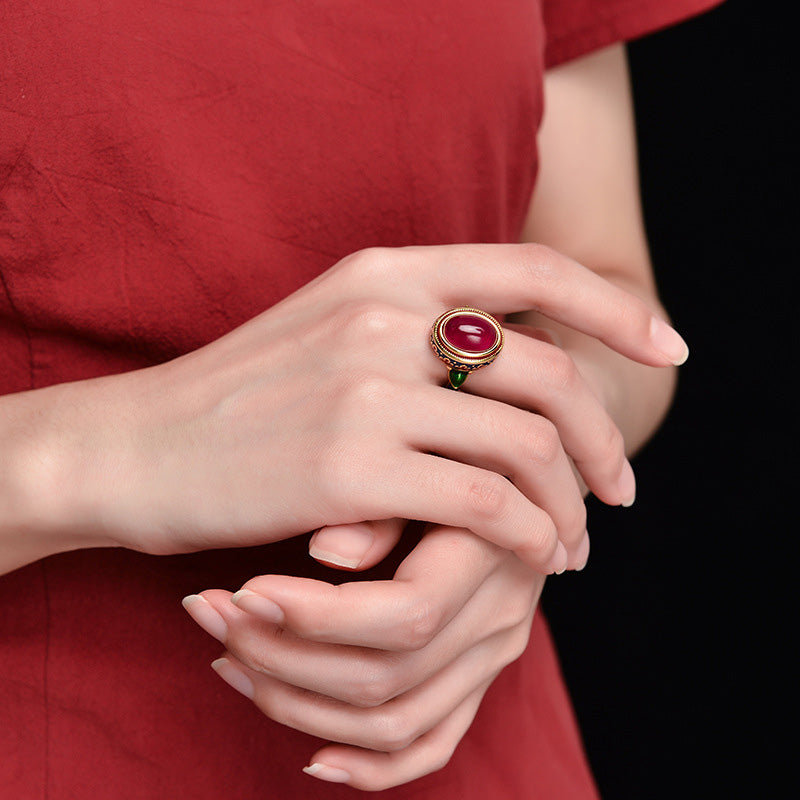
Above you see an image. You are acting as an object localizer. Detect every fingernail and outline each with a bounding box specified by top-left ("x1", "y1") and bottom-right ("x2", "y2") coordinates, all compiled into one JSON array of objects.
[
  {"x1": 303, "y1": 763, "x2": 352, "y2": 784},
  {"x1": 548, "y1": 542, "x2": 569, "y2": 575},
  {"x1": 650, "y1": 317, "x2": 689, "y2": 366},
  {"x1": 211, "y1": 657, "x2": 254, "y2": 699},
  {"x1": 230, "y1": 589, "x2": 285, "y2": 624},
  {"x1": 182, "y1": 594, "x2": 227, "y2": 642},
  {"x1": 573, "y1": 531, "x2": 591, "y2": 571},
  {"x1": 309, "y1": 524, "x2": 375, "y2": 569},
  {"x1": 618, "y1": 460, "x2": 636, "y2": 507}
]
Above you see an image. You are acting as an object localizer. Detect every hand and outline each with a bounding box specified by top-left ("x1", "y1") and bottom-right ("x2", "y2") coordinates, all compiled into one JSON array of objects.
[
  {"x1": 53, "y1": 243, "x2": 685, "y2": 573},
  {"x1": 184, "y1": 524, "x2": 549, "y2": 791}
]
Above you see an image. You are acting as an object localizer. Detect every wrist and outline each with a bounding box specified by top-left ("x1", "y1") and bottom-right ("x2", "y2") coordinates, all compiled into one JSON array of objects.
[{"x1": 0, "y1": 380, "x2": 121, "y2": 572}]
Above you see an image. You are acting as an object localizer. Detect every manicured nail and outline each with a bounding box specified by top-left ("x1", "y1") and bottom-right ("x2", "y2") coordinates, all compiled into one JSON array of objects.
[
  {"x1": 618, "y1": 460, "x2": 637, "y2": 507},
  {"x1": 182, "y1": 594, "x2": 227, "y2": 642},
  {"x1": 309, "y1": 523, "x2": 375, "y2": 569},
  {"x1": 303, "y1": 763, "x2": 352, "y2": 784},
  {"x1": 230, "y1": 589, "x2": 285, "y2": 624},
  {"x1": 211, "y1": 657, "x2": 254, "y2": 699},
  {"x1": 573, "y1": 531, "x2": 591, "y2": 571},
  {"x1": 650, "y1": 317, "x2": 689, "y2": 366},
  {"x1": 548, "y1": 542, "x2": 569, "y2": 575}
]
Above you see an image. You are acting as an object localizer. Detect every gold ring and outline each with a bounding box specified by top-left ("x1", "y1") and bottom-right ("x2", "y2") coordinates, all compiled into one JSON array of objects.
[{"x1": 430, "y1": 307, "x2": 504, "y2": 390}]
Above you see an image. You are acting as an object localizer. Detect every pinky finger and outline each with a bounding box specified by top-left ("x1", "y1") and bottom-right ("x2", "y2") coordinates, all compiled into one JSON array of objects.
[{"x1": 303, "y1": 681, "x2": 491, "y2": 792}]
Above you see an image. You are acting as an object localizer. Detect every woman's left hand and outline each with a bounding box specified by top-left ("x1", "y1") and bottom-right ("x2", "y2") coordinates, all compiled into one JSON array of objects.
[{"x1": 185, "y1": 525, "x2": 552, "y2": 791}]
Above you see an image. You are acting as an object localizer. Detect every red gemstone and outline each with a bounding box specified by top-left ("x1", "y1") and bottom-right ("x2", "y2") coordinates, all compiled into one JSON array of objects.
[{"x1": 443, "y1": 313, "x2": 498, "y2": 353}]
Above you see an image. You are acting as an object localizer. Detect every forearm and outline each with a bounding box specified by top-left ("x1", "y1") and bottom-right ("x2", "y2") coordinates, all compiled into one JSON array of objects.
[{"x1": 519, "y1": 44, "x2": 680, "y2": 457}]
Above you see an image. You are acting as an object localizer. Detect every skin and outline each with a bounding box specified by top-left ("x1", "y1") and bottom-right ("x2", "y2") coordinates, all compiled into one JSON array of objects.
[
  {"x1": 0, "y1": 44, "x2": 682, "y2": 790},
  {"x1": 188, "y1": 44, "x2": 683, "y2": 791}
]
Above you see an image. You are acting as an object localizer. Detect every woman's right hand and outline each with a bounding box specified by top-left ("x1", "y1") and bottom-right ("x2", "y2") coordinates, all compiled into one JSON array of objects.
[{"x1": 3, "y1": 243, "x2": 687, "y2": 574}]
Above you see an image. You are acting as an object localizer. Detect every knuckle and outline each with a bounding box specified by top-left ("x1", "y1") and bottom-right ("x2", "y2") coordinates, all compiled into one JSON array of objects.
[
  {"x1": 339, "y1": 246, "x2": 396, "y2": 282},
  {"x1": 373, "y1": 708, "x2": 416, "y2": 752},
  {"x1": 520, "y1": 242, "x2": 559, "y2": 281},
  {"x1": 348, "y1": 659, "x2": 401, "y2": 708},
  {"x1": 526, "y1": 418, "x2": 561, "y2": 469},
  {"x1": 395, "y1": 597, "x2": 442, "y2": 651},
  {"x1": 336, "y1": 299, "x2": 396, "y2": 340},
  {"x1": 465, "y1": 473, "x2": 511, "y2": 521},
  {"x1": 543, "y1": 347, "x2": 579, "y2": 393}
]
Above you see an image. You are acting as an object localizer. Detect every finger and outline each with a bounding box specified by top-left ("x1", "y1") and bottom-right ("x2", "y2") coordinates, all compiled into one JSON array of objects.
[
  {"x1": 210, "y1": 621, "x2": 523, "y2": 753},
  {"x1": 396, "y1": 242, "x2": 689, "y2": 366},
  {"x1": 304, "y1": 367, "x2": 565, "y2": 572},
  {"x1": 358, "y1": 449, "x2": 567, "y2": 573},
  {"x1": 303, "y1": 682, "x2": 491, "y2": 791},
  {"x1": 199, "y1": 592, "x2": 476, "y2": 708},
  {"x1": 232, "y1": 527, "x2": 505, "y2": 650},
  {"x1": 308, "y1": 518, "x2": 405, "y2": 571},
  {"x1": 401, "y1": 383, "x2": 587, "y2": 555},
  {"x1": 326, "y1": 305, "x2": 631, "y2": 509},
  {"x1": 200, "y1": 548, "x2": 540, "y2": 707},
  {"x1": 572, "y1": 529, "x2": 591, "y2": 571},
  {"x1": 450, "y1": 330, "x2": 635, "y2": 506}
]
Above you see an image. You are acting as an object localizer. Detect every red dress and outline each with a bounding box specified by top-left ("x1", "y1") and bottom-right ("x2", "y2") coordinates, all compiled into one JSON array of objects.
[{"x1": 1, "y1": 1, "x2": 718, "y2": 796}]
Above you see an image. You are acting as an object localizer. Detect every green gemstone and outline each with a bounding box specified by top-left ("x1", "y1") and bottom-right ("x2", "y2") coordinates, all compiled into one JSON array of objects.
[{"x1": 448, "y1": 370, "x2": 468, "y2": 390}]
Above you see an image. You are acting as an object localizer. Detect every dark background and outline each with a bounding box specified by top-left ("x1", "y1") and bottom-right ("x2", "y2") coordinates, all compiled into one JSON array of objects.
[{"x1": 542, "y1": 1, "x2": 794, "y2": 797}]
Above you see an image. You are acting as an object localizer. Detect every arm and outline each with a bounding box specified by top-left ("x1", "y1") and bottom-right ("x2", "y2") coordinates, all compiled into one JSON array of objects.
[
  {"x1": 186, "y1": 44, "x2": 687, "y2": 791},
  {"x1": 0, "y1": 377, "x2": 120, "y2": 573},
  {"x1": 0, "y1": 239, "x2": 678, "y2": 578},
  {"x1": 518, "y1": 42, "x2": 679, "y2": 456},
  {"x1": 304, "y1": 44, "x2": 679, "y2": 576}
]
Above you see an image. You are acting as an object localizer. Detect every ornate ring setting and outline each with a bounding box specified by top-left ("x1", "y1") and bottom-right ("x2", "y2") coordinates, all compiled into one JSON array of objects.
[{"x1": 430, "y1": 307, "x2": 504, "y2": 390}]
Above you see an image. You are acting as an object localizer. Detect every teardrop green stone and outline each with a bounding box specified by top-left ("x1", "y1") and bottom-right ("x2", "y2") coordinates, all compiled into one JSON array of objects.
[{"x1": 448, "y1": 369, "x2": 468, "y2": 390}]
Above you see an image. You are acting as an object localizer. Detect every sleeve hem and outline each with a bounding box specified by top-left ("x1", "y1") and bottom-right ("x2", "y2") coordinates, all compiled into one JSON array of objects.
[{"x1": 545, "y1": 0, "x2": 725, "y2": 68}]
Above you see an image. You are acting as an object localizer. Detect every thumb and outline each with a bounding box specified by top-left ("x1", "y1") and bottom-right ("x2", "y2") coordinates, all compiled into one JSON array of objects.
[{"x1": 308, "y1": 519, "x2": 405, "y2": 571}]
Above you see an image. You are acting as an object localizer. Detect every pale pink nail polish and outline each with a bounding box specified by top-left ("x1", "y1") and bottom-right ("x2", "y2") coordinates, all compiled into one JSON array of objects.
[
  {"x1": 573, "y1": 532, "x2": 591, "y2": 571},
  {"x1": 650, "y1": 317, "x2": 689, "y2": 366},
  {"x1": 618, "y1": 460, "x2": 637, "y2": 507},
  {"x1": 309, "y1": 523, "x2": 375, "y2": 569},
  {"x1": 548, "y1": 542, "x2": 569, "y2": 575},
  {"x1": 230, "y1": 589, "x2": 284, "y2": 624},
  {"x1": 303, "y1": 763, "x2": 352, "y2": 783},
  {"x1": 211, "y1": 658, "x2": 254, "y2": 700},
  {"x1": 182, "y1": 594, "x2": 227, "y2": 641}
]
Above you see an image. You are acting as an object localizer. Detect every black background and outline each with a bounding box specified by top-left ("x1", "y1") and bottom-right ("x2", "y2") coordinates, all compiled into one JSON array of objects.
[{"x1": 542, "y1": 1, "x2": 794, "y2": 797}]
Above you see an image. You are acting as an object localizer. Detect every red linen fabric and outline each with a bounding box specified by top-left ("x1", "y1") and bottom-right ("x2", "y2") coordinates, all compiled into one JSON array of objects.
[{"x1": 1, "y1": 1, "x2": 719, "y2": 797}]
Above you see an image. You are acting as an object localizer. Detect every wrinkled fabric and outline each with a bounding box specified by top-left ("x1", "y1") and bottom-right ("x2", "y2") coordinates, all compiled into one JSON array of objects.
[{"x1": 1, "y1": 1, "x2": 719, "y2": 797}]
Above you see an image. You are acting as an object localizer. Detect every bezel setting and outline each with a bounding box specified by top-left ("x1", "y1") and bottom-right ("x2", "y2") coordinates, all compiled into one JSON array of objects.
[{"x1": 430, "y1": 307, "x2": 504, "y2": 388}]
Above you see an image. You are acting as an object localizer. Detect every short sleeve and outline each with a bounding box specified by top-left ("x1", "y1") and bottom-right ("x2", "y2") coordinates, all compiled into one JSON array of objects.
[{"x1": 543, "y1": 0, "x2": 724, "y2": 67}]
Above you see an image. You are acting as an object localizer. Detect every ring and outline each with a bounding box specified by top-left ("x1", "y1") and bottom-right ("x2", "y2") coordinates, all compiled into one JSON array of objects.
[{"x1": 430, "y1": 307, "x2": 504, "y2": 390}]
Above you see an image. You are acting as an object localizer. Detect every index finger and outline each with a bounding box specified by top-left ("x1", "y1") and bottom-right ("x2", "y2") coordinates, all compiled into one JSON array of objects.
[
  {"x1": 232, "y1": 527, "x2": 504, "y2": 651},
  {"x1": 394, "y1": 243, "x2": 688, "y2": 367}
]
